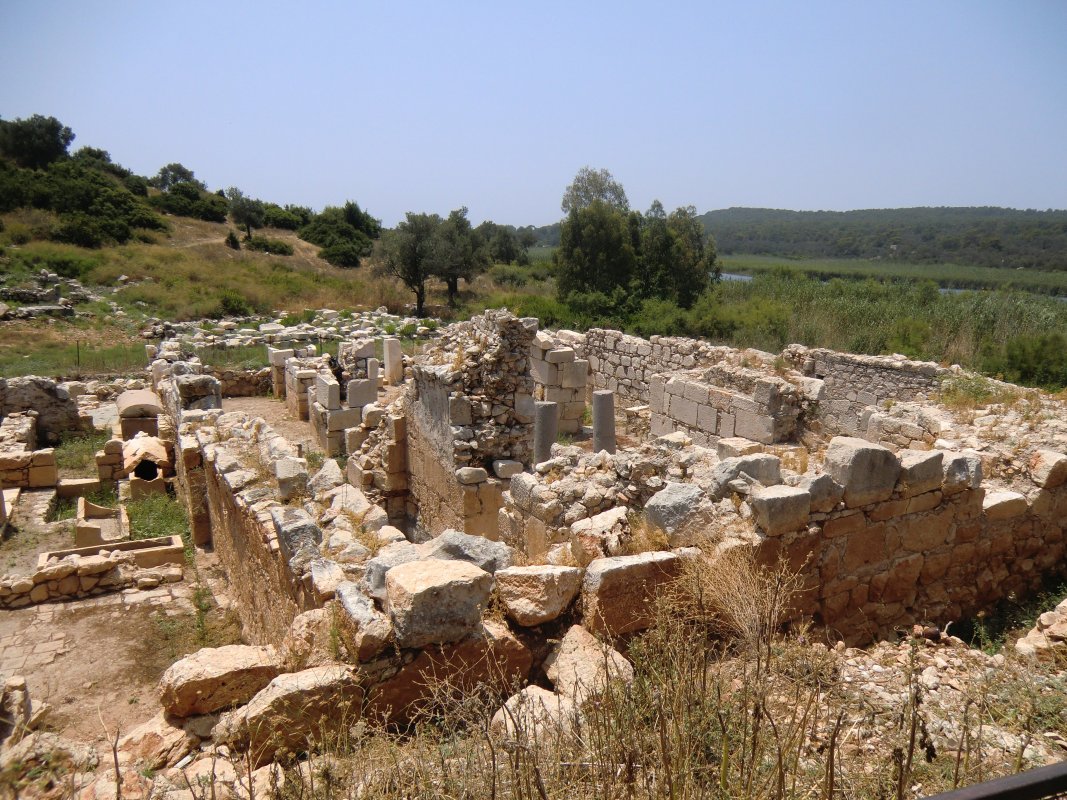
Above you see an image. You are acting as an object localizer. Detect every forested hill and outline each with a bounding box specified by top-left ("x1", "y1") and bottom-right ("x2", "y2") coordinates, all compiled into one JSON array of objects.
[{"x1": 699, "y1": 207, "x2": 1067, "y2": 271}]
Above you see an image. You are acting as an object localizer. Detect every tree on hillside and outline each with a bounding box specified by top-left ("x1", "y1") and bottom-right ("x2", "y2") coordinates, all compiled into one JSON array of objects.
[
  {"x1": 638, "y1": 203, "x2": 716, "y2": 308},
  {"x1": 561, "y1": 166, "x2": 629, "y2": 214},
  {"x1": 380, "y1": 212, "x2": 441, "y2": 317},
  {"x1": 150, "y1": 162, "x2": 205, "y2": 191},
  {"x1": 226, "y1": 187, "x2": 265, "y2": 238},
  {"x1": 298, "y1": 201, "x2": 380, "y2": 268},
  {"x1": 0, "y1": 114, "x2": 75, "y2": 169},
  {"x1": 434, "y1": 208, "x2": 489, "y2": 306}
]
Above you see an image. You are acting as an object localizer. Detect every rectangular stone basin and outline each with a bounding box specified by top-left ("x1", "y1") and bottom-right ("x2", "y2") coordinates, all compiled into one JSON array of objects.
[
  {"x1": 74, "y1": 497, "x2": 130, "y2": 547},
  {"x1": 37, "y1": 535, "x2": 185, "y2": 569}
]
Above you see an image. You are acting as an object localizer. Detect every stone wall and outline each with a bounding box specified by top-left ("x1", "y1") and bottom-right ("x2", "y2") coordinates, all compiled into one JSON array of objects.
[
  {"x1": 203, "y1": 366, "x2": 272, "y2": 398},
  {"x1": 577, "y1": 329, "x2": 737, "y2": 407},
  {"x1": 0, "y1": 376, "x2": 82, "y2": 444},
  {"x1": 403, "y1": 310, "x2": 536, "y2": 538},
  {"x1": 0, "y1": 412, "x2": 58, "y2": 489},
  {"x1": 740, "y1": 439, "x2": 1067, "y2": 644},
  {"x1": 530, "y1": 332, "x2": 588, "y2": 434},
  {"x1": 649, "y1": 369, "x2": 802, "y2": 446},
  {"x1": 784, "y1": 345, "x2": 950, "y2": 437}
]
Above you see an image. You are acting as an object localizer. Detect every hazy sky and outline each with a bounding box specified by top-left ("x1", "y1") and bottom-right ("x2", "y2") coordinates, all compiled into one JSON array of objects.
[{"x1": 2, "y1": 1, "x2": 1065, "y2": 226}]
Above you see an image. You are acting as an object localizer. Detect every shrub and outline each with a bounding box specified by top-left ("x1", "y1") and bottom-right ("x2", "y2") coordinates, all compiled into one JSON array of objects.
[
  {"x1": 213, "y1": 289, "x2": 253, "y2": 318},
  {"x1": 318, "y1": 239, "x2": 367, "y2": 268},
  {"x1": 245, "y1": 235, "x2": 294, "y2": 256},
  {"x1": 225, "y1": 230, "x2": 241, "y2": 250},
  {"x1": 5, "y1": 222, "x2": 31, "y2": 245},
  {"x1": 488, "y1": 264, "x2": 528, "y2": 287}
]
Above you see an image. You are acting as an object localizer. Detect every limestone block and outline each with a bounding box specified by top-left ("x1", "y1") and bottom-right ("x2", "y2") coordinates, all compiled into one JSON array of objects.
[
  {"x1": 824, "y1": 437, "x2": 900, "y2": 508},
  {"x1": 385, "y1": 559, "x2": 493, "y2": 648},
  {"x1": 644, "y1": 482, "x2": 706, "y2": 537},
  {"x1": 214, "y1": 665, "x2": 362, "y2": 768},
  {"x1": 1029, "y1": 450, "x2": 1067, "y2": 489},
  {"x1": 983, "y1": 491, "x2": 1028, "y2": 520},
  {"x1": 495, "y1": 565, "x2": 583, "y2": 626},
  {"x1": 942, "y1": 451, "x2": 983, "y2": 495},
  {"x1": 308, "y1": 559, "x2": 346, "y2": 602},
  {"x1": 345, "y1": 379, "x2": 375, "y2": 409},
  {"x1": 27, "y1": 464, "x2": 57, "y2": 488},
  {"x1": 749, "y1": 485, "x2": 811, "y2": 536},
  {"x1": 326, "y1": 407, "x2": 361, "y2": 432},
  {"x1": 491, "y1": 685, "x2": 578, "y2": 738},
  {"x1": 159, "y1": 645, "x2": 281, "y2": 718},
  {"x1": 493, "y1": 459, "x2": 523, "y2": 479},
  {"x1": 571, "y1": 506, "x2": 629, "y2": 564},
  {"x1": 581, "y1": 552, "x2": 682, "y2": 635},
  {"x1": 509, "y1": 473, "x2": 537, "y2": 510},
  {"x1": 794, "y1": 473, "x2": 843, "y2": 513},
  {"x1": 269, "y1": 507, "x2": 323, "y2": 563},
  {"x1": 116, "y1": 711, "x2": 198, "y2": 771},
  {"x1": 561, "y1": 360, "x2": 588, "y2": 389},
  {"x1": 116, "y1": 389, "x2": 163, "y2": 418},
  {"x1": 315, "y1": 375, "x2": 341, "y2": 410},
  {"x1": 543, "y1": 624, "x2": 634, "y2": 701},
  {"x1": 545, "y1": 347, "x2": 575, "y2": 364},
  {"x1": 362, "y1": 403, "x2": 385, "y2": 428},
  {"x1": 705, "y1": 454, "x2": 782, "y2": 499},
  {"x1": 274, "y1": 457, "x2": 308, "y2": 502},
  {"x1": 308, "y1": 459, "x2": 344, "y2": 496},
  {"x1": 345, "y1": 426, "x2": 369, "y2": 454},
  {"x1": 419, "y1": 529, "x2": 515, "y2": 573},
  {"x1": 335, "y1": 581, "x2": 393, "y2": 660},
  {"x1": 734, "y1": 410, "x2": 775, "y2": 444},
  {"x1": 897, "y1": 450, "x2": 944, "y2": 498},
  {"x1": 456, "y1": 466, "x2": 488, "y2": 484}
]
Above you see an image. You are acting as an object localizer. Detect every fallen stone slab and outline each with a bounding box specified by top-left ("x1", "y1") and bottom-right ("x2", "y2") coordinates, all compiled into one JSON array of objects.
[
  {"x1": 361, "y1": 540, "x2": 421, "y2": 601},
  {"x1": 581, "y1": 551, "x2": 682, "y2": 635},
  {"x1": 159, "y1": 645, "x2": 281, "y2": 718},
  {"x1": 117, "y1": 711, "x2": 198, "y2": 770},
  {"x1": 418, "y1": 529, "x2": 515, "y2": 573},
  {"x1": 385, "y1": 558, "x2": 493, "y2": 648},
  {"x1": 705, "y1": 454, "x2": 782, "y2": 499},
  {"x1": 792, "y1": 472, "x2": 843, "y2": 513},
  {"x1": 543, "y1": 624, "x2": 633, "y2": 701},
  {"x1": 214, "y1": 665, "x2": 362, "y2": 768},
  {"x1": 336, "y1": 581, "x2": 393, "y2": 660},
  {"x1": 495, "y1": 564, "x2": 583, "y2": 626}
]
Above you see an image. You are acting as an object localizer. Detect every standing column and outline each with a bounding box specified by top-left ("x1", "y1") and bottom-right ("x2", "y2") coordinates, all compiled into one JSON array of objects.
[
  {"x1": 383, "y1": 338, "x2": 403, "y2": 385},
  {"x1": 534, "y1": 401, "x2": 559, "y2": 465},
  {"x1": 591, "y1": 390, "x2": 617, "y2": 454}
]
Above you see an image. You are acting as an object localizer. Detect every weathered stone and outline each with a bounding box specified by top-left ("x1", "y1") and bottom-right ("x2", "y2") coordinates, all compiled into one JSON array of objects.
[
  {"x1": 984, "y1": 491, "x2": 1028, "y2": 520},
  {"x1": 274, "y1": 457, "x2": 308, "y2": 501},
  {"x1": 491, "y1": 685, "x2": 578, "y2": 738},
  {"x1": 335, "y1": 582, "x2": 393, "y2": 660},
  {"x1": 942, "y1": 451, "x2": 983, "y2": 494},
  {"x1": 705, "y1": 454, "x2": 782, "y2": 499},
  {"x1": 456, "y1": 466, "x2": 488, "y2": 484},
  {"x1": 366, "y1": 620, "x2": 531, "y2": 723},
  {"x1": 493, "y1": 459, "x2": 523, "y2": 479},
  {"x1": 794, "y1": 472, "x2": 843, "y2": 513},
  {"x1": 361, "y1": 540, "x2": 420, "y2": 601},
  {"x1": 543, "y1": 624, "x2": 633, "y2": 701},
  {"x1": 385, "y1": 559, "x2": 493, "y2": 648},
  {"x1": 269, "y1": 507, "x2": 323, "y2": 563},
  {"x1": 897, "y1": 449, "x2": 944, "y2": 498},
  {"x1": 581, "y1": 552, "x2": 682, "y2": 635},
  {"x1": 495, "y1": 565, "x2": 583, "y2": 626},
  {"x1": 824, "y1": 437, "x2": 900, "y2": 507},
  {"x1": 214, "y1": 665, "x2": 362, "y2": 768},
  {"x1": 418, "y1": 529, "x2": 515, "y2": 573},
  {"x1": 308, "y1": 459, "x2": 344, "y2": 495},
  {"x1": 115, "y1": 389, "x2": 163, "y2": 419},
  {"x1": 159, "y1": 645, "x2": 281, "y2": 718},
  {"x1": 570, "y1": 506, "x2": 629, "y2": 564},
  {"x1": 1029, "y1": 450, "x2": 1067, "y2": 489},
  {"x1": 644, "y1": 482, "x2": 706, "y2": 535},
  {"x1": 749, "y1": 485, "x2": 811, "y2": 535},
  {"x1": 117, "y1": 711, "x2": 198, "y2": 770}
]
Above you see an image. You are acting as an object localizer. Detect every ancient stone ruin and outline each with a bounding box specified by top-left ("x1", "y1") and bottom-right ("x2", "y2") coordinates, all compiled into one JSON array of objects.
[{"x1": 2, "y1": 308, "x2": 1066, "y2": 786}]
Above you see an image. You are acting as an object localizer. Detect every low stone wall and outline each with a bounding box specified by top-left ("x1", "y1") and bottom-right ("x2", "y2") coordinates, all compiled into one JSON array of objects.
[
  {"x1": 0, "y1": 412, "x2": 58, "y2": 488},
  {"x1": 0, "y1": 376, "x2": 82, "y2": 445},
  {"x1": 0, "y1": 552, "x2": 183, "y2": 609},
  {"x1": 530, "y1": 332, "x2": 588, "y2": 434},
  {"x1": 740, "y1": 440, "x2": 1067, "y2": 644},
  {"x1": 784, "y1": 345, "x2": 950, "y2": 437},
  {"x1": 203, "y1": 366, "x2": 272, "y2": 398}
]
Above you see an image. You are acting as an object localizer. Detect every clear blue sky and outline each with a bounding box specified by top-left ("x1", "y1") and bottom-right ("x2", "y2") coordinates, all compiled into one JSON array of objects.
[{"x1": 2, "y1": 1, "x2": 1065, "y2": 226}]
